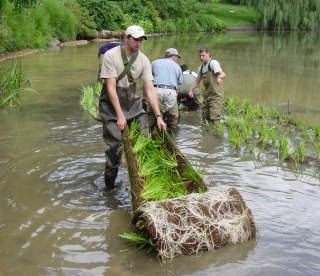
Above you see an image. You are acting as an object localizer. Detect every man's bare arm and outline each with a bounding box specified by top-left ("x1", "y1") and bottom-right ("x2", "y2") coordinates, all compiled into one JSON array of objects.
[{"x1": 188, "y1": 79, "x2": 200, "y2": 98}]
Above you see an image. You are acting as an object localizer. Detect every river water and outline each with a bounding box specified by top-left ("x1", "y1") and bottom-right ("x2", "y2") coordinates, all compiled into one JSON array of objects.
[{"x1": 1, "y1": 31, "x2": 320, "y2": 275}]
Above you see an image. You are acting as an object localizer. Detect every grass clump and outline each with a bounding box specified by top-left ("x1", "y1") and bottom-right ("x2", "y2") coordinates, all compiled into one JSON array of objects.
[
  {"x1": 128, "y1": 121, "x2": 192, "y2": 203},
  {"x1": 119, "y1": 232, "x2": 152, "y2": 252},
  {"x1": 0, "y1": 59, "x2": 34, "y2": 107},
  {"x1": 219, "y1": 96, "x2": 320, "y2": 177},
  {"x1": 79, "y1": 82, "x2": 102, "y2": 120}
]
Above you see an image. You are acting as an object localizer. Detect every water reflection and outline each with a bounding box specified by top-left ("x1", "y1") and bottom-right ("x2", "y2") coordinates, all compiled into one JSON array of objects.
[{"x1": 1, "y1": 31, "x2": 320, "y2": 275}]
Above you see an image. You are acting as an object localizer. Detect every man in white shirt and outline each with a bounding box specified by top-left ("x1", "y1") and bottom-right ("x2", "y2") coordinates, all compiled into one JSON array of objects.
[{"x1": 178, "y1": 64, "x2": 200, "y2": 111}]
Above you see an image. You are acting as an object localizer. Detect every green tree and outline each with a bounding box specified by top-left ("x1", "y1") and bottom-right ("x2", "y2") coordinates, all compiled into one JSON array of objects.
[
  {"x1": 77, "y1": 0, "x2": 124, "y2": 30},
  {"x1": 63, "y1": 0, "x2": 96, "y2": 39},
  {"x1": 239, "y1": 0, "x2": 320, "y2": 30},
  {"x1": 7, "y1": 0, "x2": 37, "y2": 9}
]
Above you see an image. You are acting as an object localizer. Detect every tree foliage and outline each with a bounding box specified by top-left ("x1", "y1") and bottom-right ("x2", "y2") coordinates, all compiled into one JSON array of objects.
[
  {"x1": 77, "y1": 0, "x2": 124, "y2": 31},
  {"x1": 236, "y1": 0, "x2": 320, "y2": 30},
  {"x1": 1, "y1": 0, "x2": 319, "y2": 54}
]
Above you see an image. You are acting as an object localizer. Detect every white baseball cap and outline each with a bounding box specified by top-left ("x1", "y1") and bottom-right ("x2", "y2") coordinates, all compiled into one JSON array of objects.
[{"x1": 125, "y1": 25, "x2": 147, "y2": 40}]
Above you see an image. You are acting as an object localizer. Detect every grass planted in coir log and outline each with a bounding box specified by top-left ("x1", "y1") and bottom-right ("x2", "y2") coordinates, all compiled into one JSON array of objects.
[
  {"x1": 128, "y1": 120, "x2": 192, "y2": 202},
  {"x1": 217, "y1": 96, "x2": 320, "y2": 177},
  {"x1": 120, "y1": 121, "x2": 205, "y2": 250}
]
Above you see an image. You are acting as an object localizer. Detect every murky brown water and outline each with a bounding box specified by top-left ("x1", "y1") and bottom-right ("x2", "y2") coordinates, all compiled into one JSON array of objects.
[{"x1": 1, "y1": 32, "x2": 320, "y2": 275}]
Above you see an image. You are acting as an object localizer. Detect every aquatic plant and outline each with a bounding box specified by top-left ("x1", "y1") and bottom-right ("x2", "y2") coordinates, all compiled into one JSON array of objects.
[
  {"x1": 296, "y1": 140, "x2": 306, "y2": 163},
  {"x1": 216, "y1": 121, "x2": 225, "y2": 136},
  {"x1": 0, "y1": 59, "x2": 34, "y2": 107},
  {"x1": 119, "y1": 232, "x2": 152, "y2": 251},
  {"x1": 78, "y1": 87, "x2": 320, "y2": 178},
  {"x1": 222, "y1": 96, "x2": 320, "y2": 177},
  {"x1": 313, "y1": 126, "x2": 320, "y2": 137},
  {"x1": 278, "y1": 134, "x2": 291, "y2": 162},
  {"x1": 224, "y1": 96, "x2": 239, "y2": 117},
  {"x1": 79, "y1": 82, "x2": 102, "y2": 119},
  {"x1": 128, "y1": 123, "x2": 192, "y2": 202},
  {"x1": 228, "y1": 127, "x2": 243, "y2": 148}
]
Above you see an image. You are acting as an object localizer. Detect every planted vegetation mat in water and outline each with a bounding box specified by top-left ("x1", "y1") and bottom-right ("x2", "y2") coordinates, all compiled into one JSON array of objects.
[
  {"x1": 122, "y1": 123, "x2": 208, "y2": 212},
  {"x1": 122, "y1": 123, "x2": 257, "y2": 260}
]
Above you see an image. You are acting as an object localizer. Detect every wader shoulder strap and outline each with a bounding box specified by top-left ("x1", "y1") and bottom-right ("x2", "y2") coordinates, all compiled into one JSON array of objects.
[
  {"x1": 117, "y1": 47, "x2": 139, "y2": 83},
  {"x1": 200, "y1": 58, "x2": 212, "y2": 76}
]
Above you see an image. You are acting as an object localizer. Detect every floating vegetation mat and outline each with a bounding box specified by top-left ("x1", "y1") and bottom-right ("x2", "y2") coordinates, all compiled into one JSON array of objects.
[
  {"x1": 121, "y1": 123, "x2": 257, "y2": 260},
  {"x1": 132, "y1": 187, "x2": 256, "y2": 260}
]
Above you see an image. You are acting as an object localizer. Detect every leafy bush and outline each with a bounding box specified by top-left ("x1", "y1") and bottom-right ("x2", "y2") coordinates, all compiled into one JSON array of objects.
[
  {"x1": 1, "y1": 1, "x2": 31, "y2": 50},
  {"x1": 161, "y1": 20, "x2": 177, "y2": 33},
  {"x1": 77, "y1": 0, "x2": 124, "y2": 30},
  {"x1": 41, "y1": 0, "x2": 78, "y2": 42},
  {"x1": 0, "y1": 0, "x2": 253, "y2": 53},
  {"x1": 198, "y1": 14, "x2": 226, "y2": 31},
  {"x1": 62, "y1": 0, "x2": 96, "y2": 39},
  {"x1": 0, "y1": 0, "x2": 83, "y2": 51}
]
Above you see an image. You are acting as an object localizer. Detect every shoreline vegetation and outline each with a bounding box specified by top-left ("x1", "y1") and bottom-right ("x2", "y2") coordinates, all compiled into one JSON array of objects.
[
  {"x1": 1, "y1": 0, "x2": 319, "y2": 62},
  {"x1": 0, "y1": 25, "x2": 257, "y2": 63},
  {"x1": 0, "y1": 0, "x2": 260, "y2": 63}
]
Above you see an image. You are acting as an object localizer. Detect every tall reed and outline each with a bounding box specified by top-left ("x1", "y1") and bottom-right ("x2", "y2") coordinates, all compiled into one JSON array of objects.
[{"x1": 0, "y1": 59, "x2": 33, "y2": 107}]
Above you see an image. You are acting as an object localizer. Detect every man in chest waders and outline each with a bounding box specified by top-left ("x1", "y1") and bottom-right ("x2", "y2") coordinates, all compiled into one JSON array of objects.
[
  {"x1": 99, "y1": 25, "x2": 166, "y2": 190},
  {"x1": 189, "y1": 46, "x2": 226, "y2": 124}
]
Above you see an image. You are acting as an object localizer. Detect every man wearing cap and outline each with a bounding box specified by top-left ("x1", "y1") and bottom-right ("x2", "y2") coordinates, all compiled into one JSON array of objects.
[
  {"x1": 99, "y1": 25, "x2": 166, "y2": 190},
  {"x1": 150, "y1": 48, "x2": 183, "y2": 133}
]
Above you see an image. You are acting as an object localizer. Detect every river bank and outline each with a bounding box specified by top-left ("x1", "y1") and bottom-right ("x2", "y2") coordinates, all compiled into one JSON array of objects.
[
  {"x1": 0, "y1": 40, "x2": 91, "y2": 63},
  {"x1": 0, "y1": 26, "x2": 257, "y2": 64}
]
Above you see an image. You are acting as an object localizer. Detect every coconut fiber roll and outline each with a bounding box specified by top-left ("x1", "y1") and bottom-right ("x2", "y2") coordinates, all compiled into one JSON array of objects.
[{"x1": 132, "y1": 187, "x2": 257, "y2": 260}]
